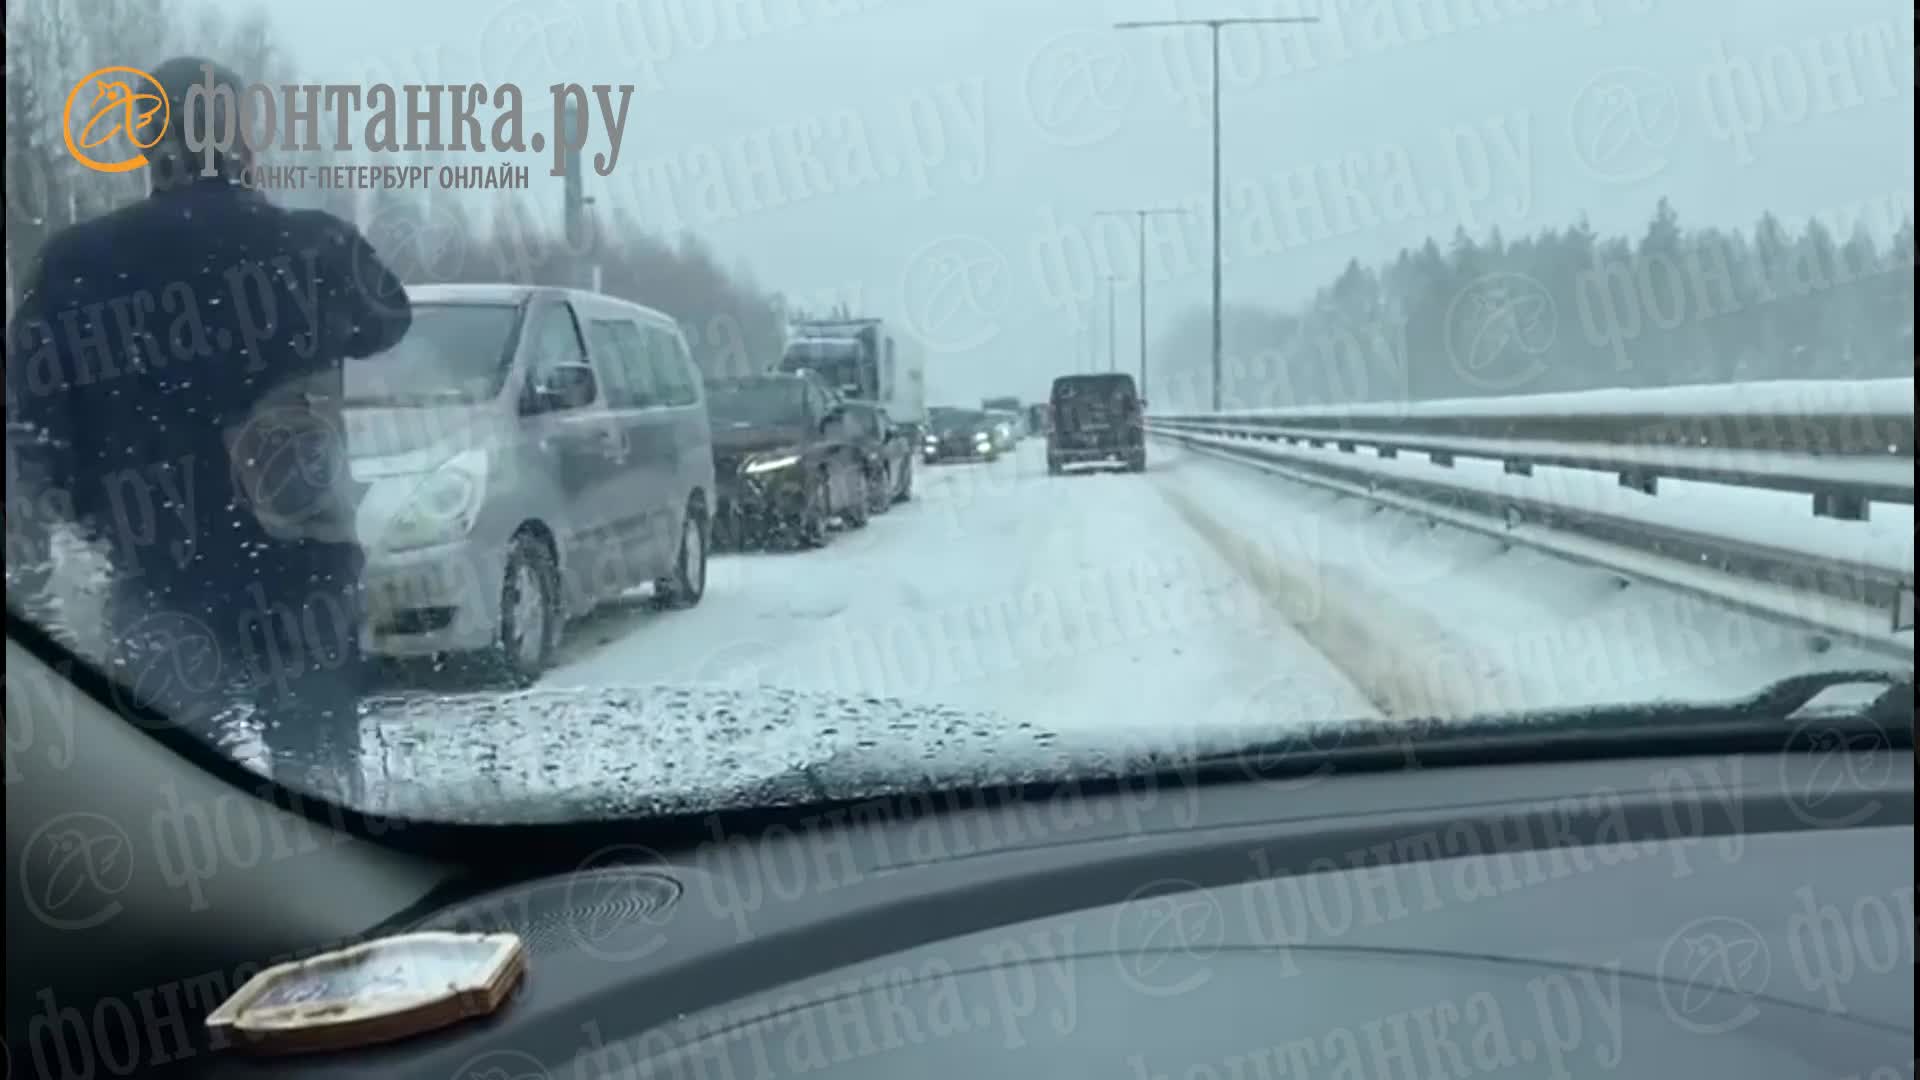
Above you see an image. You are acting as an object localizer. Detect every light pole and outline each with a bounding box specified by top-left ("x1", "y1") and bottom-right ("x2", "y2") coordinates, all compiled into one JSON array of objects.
[
  {"x1": 1114, "y1": 15, "x2": 1319, "y2": 410},
  {"x1": 1081, "y1": 306, "x2": 1095, "y2": 373},
  {"x1": 1096, "y1": 207, "x2": 1186, "y2": 399},
  {"x1": 1106, "y1": 275, "x2": 1118, "y2": 372}
]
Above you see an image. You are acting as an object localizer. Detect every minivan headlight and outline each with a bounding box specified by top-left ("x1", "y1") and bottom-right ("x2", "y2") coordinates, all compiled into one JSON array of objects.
[{"x1": 382, "y1": 449, "x2": 488, "y2": 552}]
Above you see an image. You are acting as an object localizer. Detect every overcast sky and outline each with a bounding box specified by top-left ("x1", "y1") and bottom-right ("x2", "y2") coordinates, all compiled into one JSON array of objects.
[{"x1": 253, "y1": 0, "x2": 1915, "y2": 402}]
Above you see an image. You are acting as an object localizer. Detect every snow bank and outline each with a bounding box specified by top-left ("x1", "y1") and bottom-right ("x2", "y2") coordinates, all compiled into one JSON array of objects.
[
  {"x1": 1152, "y1": 439, "x2": 1906, "y2": 721},
  {"x1": 1213, "y1": 377, "x2": 1915, "y2": 422}
]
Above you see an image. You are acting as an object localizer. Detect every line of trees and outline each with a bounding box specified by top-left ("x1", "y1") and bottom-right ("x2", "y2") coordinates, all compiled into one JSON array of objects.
[
  {"x1": 3, "y1": 0, "x2": 790, "y2": 377},
  {"x1": 356, "y1": 188, "x2": 788, "y2": 379},
  {"x1": 6, "y1": 0, "x2": 282, "y2": 300},
  {"x1": 1150, "y1": 198, "x2": 1916, "y2": 409}
]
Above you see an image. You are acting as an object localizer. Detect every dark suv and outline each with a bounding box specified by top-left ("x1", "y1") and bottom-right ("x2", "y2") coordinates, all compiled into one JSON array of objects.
[{"x1": 1047, "y1": 373, "x2": 1145, "y2": 474}]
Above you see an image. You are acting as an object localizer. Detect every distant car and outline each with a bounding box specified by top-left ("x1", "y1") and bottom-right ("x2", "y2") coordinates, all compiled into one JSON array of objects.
[
  {"x1": 706, "y1": 373, "x2": 870, "y2": 548},
  {"x1": 982, "y1": 397, "x2": 1024, "y2": 436},
  {"x1": 1047, "y1": 372, "x2": 1144, "y2": 474},
  {"x1": 347, "y1": 284, "x2": 714, "y2": 686},
  {"x1": 841, "y1": 399, "x2": 915, "y2": 512},
  {"x1": 985, "y1": 409, "x2": 1019, "y2": 451},
  {"x1": 1026, "y1": 402, "x2": 1050, "y2": 436},
  {"x1": 922, "y1": 407, "x2": 1000, "y2": 463}
]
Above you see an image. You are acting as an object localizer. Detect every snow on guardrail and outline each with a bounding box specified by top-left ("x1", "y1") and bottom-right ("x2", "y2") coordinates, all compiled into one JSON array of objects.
[{"x1": 1147, "y1": 378, "x2": 1915, "y2": 660}]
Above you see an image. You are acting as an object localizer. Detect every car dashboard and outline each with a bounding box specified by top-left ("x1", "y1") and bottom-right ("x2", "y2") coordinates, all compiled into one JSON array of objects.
[{"x1": 189, "y1": 748, "x2": 1913, "y2": 1080}]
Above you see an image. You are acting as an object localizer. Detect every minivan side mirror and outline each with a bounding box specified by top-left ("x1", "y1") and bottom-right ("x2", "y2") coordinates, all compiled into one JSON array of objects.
[{"x1": 527, "y1": 362, "x2": 597, "y2": 413}]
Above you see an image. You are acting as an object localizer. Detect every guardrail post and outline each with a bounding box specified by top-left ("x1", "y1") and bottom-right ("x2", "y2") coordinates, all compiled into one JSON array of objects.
[
  {"x1": 1812, "y1": 491, "x2": 1870, "y2": 522},
  {"x1": 1337, "y1": 440, "x2": 1356, "y2": 453},
  {"x1": 1504, "y1": 460, "x2": 1533, "y2": 477},
  {"x1": 1378, "y1": 447, "x2": 1397, "y2": 459},
  {"x1": 1618, "y1": 471, "x2": 1657, "y2": 495},
  {"x1": 1430, "y1": 451, "x2": 1453, "y2": 467}
]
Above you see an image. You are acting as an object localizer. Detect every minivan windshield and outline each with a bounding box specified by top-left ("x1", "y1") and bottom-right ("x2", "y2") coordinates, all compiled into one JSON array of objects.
[
  {"x1": 344, "y1": 303, "x2": 520, "y2": 406},
  {"x1": 708, "y1": 380, "x2": 809, "y2": 428}
]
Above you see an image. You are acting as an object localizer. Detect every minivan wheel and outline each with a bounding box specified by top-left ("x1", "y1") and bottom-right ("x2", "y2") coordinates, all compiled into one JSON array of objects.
[
  {"x1": 655, "y1": 505, "x2": 707, "y2": 609},
  {"x1": 492, "y1": 534, "x2": 557, "y2": 687}
]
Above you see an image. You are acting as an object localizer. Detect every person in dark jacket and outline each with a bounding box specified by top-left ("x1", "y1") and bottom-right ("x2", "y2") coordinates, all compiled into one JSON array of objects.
[{"x1": 4, "y1": 57, "x2": 411, "y2": 801}]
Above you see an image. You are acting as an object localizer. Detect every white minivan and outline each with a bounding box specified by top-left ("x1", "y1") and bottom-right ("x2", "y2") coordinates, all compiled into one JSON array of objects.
[{"x1": 344, "y1": 284, "x2": 715, "y2": 684}]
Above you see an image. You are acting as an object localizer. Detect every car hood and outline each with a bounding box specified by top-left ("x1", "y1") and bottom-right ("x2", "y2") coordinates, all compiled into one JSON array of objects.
[
  {"x1": 219, "y1": 682, "x2": 1913, "y2": 1031},
  {"x1": 318, "y1": 685, "x2": 1096, "y2": 823},
  {"x1": 712, "y1": 424, "x2": 810, "y2": 455},
  {"x1": 247, "y1": 679, "x2": 1905, "y2": 828},
  {"x1": 345, "y1": 405, "x2": 501, "y2": 479}
]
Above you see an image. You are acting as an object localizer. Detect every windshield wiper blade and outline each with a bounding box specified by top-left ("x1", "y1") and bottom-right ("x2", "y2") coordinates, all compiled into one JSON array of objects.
[
  {"x1": 1733, "y1": 669, "x2": 1912, "y2": 724},
  {"x1": 1184, "y1": 672, "x2": 1913, "y2": 779}
]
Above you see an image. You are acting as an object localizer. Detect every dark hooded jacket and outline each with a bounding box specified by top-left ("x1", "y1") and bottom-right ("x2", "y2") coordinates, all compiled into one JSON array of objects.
[{"x1": 5, "y1": 57, "x2": 412, "y2": 644}]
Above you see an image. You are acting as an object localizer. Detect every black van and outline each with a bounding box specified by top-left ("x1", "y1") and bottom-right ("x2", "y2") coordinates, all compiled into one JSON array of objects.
[{"x1": 1047, "y1": 373, "x2": 1145, "y2": 474}]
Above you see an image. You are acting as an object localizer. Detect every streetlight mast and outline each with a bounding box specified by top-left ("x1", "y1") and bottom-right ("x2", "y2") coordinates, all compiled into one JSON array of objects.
[
  {"x1": 1113, "y1": 15, "x2": 1319, "y2": 410},
  {"x1": 1096, "y1": 207, "x2": 1187, "y2": 401},
  {"x1": 1106, "y1": 275, "x2": 1118, "y2": 372}
]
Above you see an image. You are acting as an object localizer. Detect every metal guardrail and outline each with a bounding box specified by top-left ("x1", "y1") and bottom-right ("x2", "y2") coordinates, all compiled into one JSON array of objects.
[{"x1": 1146, "y1": 385, "x2": 1915, "y2": 659}]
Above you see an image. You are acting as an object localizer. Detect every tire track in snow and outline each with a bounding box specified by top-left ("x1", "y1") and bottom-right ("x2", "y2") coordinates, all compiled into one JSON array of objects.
[{"x1": 1149, "y1": 450, "x2": 1487, "y2": 722}]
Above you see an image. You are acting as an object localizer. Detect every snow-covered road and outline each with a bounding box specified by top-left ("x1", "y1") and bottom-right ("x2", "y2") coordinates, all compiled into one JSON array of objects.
[
  {"x1": 539, "y1": 439, "x2": 1385, "y2": 740},
  {"x1": 528, "y1": 434, "x2": 1890, "y2": 727}
]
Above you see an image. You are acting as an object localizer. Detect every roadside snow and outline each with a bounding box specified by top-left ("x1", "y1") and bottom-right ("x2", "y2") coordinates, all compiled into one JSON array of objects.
[
  {"x1": 1154, "y1": 438, "x2": 1905, "y2": 720},
  {"x1": 1174, "y1": 429, "x2": 1914, "y2": 576},
  {"x1": 1217, "y1": 376, "x2": 1915, "y2": 423}
]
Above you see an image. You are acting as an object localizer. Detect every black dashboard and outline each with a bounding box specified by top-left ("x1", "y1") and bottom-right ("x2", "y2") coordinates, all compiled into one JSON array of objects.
[{"x1": 191, "y1": 749, "x2": 1914, "y2": 1080}]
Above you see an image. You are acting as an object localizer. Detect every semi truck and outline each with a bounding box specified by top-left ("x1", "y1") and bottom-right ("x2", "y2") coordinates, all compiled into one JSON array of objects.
[{"x1": 778, "y1": 317, "x2": 927, "y2": 432}]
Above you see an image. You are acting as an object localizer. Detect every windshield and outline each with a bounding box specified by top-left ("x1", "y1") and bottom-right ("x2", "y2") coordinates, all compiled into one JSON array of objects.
[
  {"x1": 3, "y1": 3, "x2": 1912, "y2": 826},
  {"x1": 781, "y1": 339, "x2": 868, "y2": 394},
  {"x1": 343, "y1": 303, "x2": 520, "y2": 405},
  {"x1": 708, "y1": 380, "x2": 809, "y2": 427},
  {"x1": 931, "y1": 408, "x2": 988, "y2": 433},
  {"x1": 1055, "y1": 376, "x2": 1137, "y2": 407}
]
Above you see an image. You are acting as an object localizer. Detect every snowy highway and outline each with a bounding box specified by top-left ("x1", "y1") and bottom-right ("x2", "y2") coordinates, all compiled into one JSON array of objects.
[
  {"x1": 442, "y1": 435, "x2": 1887, "y2": 732},
  {"x1": 541, "y1": 439, "x2": 1385, "y2": 738},
  {"x1": 117, "y1": 429, "x2": 1903, "y2": 814}
]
